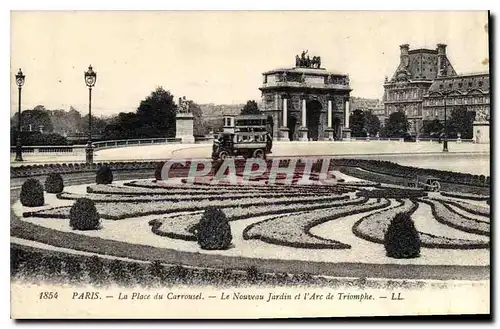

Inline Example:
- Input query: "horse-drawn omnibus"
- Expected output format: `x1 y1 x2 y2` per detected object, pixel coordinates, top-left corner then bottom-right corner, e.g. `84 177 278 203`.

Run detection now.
212 114 272 160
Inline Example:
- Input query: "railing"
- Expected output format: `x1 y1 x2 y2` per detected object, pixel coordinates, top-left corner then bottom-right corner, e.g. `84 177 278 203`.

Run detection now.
10 136 216 156
92 138 182 150
347 137 475 143
10 145 87 155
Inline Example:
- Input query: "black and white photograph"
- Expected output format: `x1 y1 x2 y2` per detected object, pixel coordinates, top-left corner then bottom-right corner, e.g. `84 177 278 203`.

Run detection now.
9 10 491 319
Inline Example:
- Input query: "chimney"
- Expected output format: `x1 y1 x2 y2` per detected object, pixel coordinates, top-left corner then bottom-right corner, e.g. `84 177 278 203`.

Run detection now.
399 44 410 67
437 43 447 56
437 43 447 77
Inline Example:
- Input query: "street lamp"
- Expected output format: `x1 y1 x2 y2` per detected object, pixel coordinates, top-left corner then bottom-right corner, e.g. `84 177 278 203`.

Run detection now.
84 65 97 164
15 69 25 162
429 91 449 152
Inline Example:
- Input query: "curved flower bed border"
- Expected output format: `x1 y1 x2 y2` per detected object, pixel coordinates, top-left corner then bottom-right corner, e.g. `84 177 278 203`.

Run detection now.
352 199 489 250
356 188 428 199
419 198 490 237
242 198 391 250
23 193 351 220
125 180 350 194
430 197 490 218
149 197 369 242
148 215 199 242
58 189 331 203
440 191 490 202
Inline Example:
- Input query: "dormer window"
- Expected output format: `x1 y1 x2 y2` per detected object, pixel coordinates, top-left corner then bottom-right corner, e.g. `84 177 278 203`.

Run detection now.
478 81 483 87
439 84 443 89
458 83 463 88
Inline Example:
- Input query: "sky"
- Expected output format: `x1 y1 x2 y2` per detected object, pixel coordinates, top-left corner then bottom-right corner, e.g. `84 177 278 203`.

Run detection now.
10 11 489 117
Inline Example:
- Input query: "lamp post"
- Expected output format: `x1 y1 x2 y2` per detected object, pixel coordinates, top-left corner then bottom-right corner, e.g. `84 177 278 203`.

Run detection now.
429 91 449 152
15 69 25 162
84 65 97 164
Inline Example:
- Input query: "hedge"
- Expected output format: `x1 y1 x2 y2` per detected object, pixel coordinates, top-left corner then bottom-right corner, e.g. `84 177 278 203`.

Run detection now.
20 179 45 207
44 173 64 194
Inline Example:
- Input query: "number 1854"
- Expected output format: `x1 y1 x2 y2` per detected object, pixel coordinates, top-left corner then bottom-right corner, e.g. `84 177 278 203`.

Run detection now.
39 292 58 299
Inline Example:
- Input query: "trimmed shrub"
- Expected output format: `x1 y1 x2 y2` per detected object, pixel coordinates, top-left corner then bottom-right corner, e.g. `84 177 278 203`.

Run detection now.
69 198 100 231
44 173 64 193
196 207 232 250
96 165 113 184
384 212 421 259
20 178 45 207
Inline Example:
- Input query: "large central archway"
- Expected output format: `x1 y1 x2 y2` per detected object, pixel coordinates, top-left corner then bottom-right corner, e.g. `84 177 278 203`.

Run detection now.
306 100 322 141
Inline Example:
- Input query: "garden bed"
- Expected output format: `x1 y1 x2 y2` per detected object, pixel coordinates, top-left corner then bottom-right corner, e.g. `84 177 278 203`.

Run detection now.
419 198 490 237
352 199 489 249
440 191 490 202
149 196 368 242
23 193 351 220
243 198 390 249
429 196 490 218
356 187 427 199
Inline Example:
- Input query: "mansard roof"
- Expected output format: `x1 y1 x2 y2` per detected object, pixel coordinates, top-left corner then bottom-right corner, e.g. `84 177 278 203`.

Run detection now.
390 46 457 82
427 72 490 95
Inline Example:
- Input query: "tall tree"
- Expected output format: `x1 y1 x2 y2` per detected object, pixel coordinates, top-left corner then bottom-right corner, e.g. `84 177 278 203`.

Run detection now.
421 119 443 138
449 107 476 139
349 109 366 137
385 111 409 137
364 111 381 136
79 114 109 136
136 87 178 138
185 100 206 136
102 112 140 140
240 100 260 115
11 105 54 133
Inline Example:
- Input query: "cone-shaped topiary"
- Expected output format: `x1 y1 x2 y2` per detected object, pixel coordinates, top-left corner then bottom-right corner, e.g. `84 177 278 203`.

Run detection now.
20 178 45 207
44 173 64 193
69 198 100 231
384 212 421 258
197 207 232 250
96 165 113 184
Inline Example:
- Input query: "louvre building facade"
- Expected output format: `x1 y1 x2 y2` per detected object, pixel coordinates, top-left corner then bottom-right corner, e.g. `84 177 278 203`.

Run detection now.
383 43 490 143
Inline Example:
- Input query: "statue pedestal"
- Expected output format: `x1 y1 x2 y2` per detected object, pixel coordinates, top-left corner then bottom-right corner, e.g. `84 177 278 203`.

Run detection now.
325 128 334 141
279 127 290 141
299 127 308 141
342 128 351 141
473 121 490 144
175 113 195 143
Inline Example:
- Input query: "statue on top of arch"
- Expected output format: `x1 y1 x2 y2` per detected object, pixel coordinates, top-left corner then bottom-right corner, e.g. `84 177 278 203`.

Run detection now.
295 50 321 69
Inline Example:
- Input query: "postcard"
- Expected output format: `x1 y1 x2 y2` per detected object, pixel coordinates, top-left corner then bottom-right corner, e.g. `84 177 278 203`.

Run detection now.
10 10 490 319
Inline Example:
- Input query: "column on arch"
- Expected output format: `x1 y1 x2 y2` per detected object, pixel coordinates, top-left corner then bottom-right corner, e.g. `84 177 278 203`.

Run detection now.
326 96 334 140
279 93 290 141
345 97 350 128
299 96 308 141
